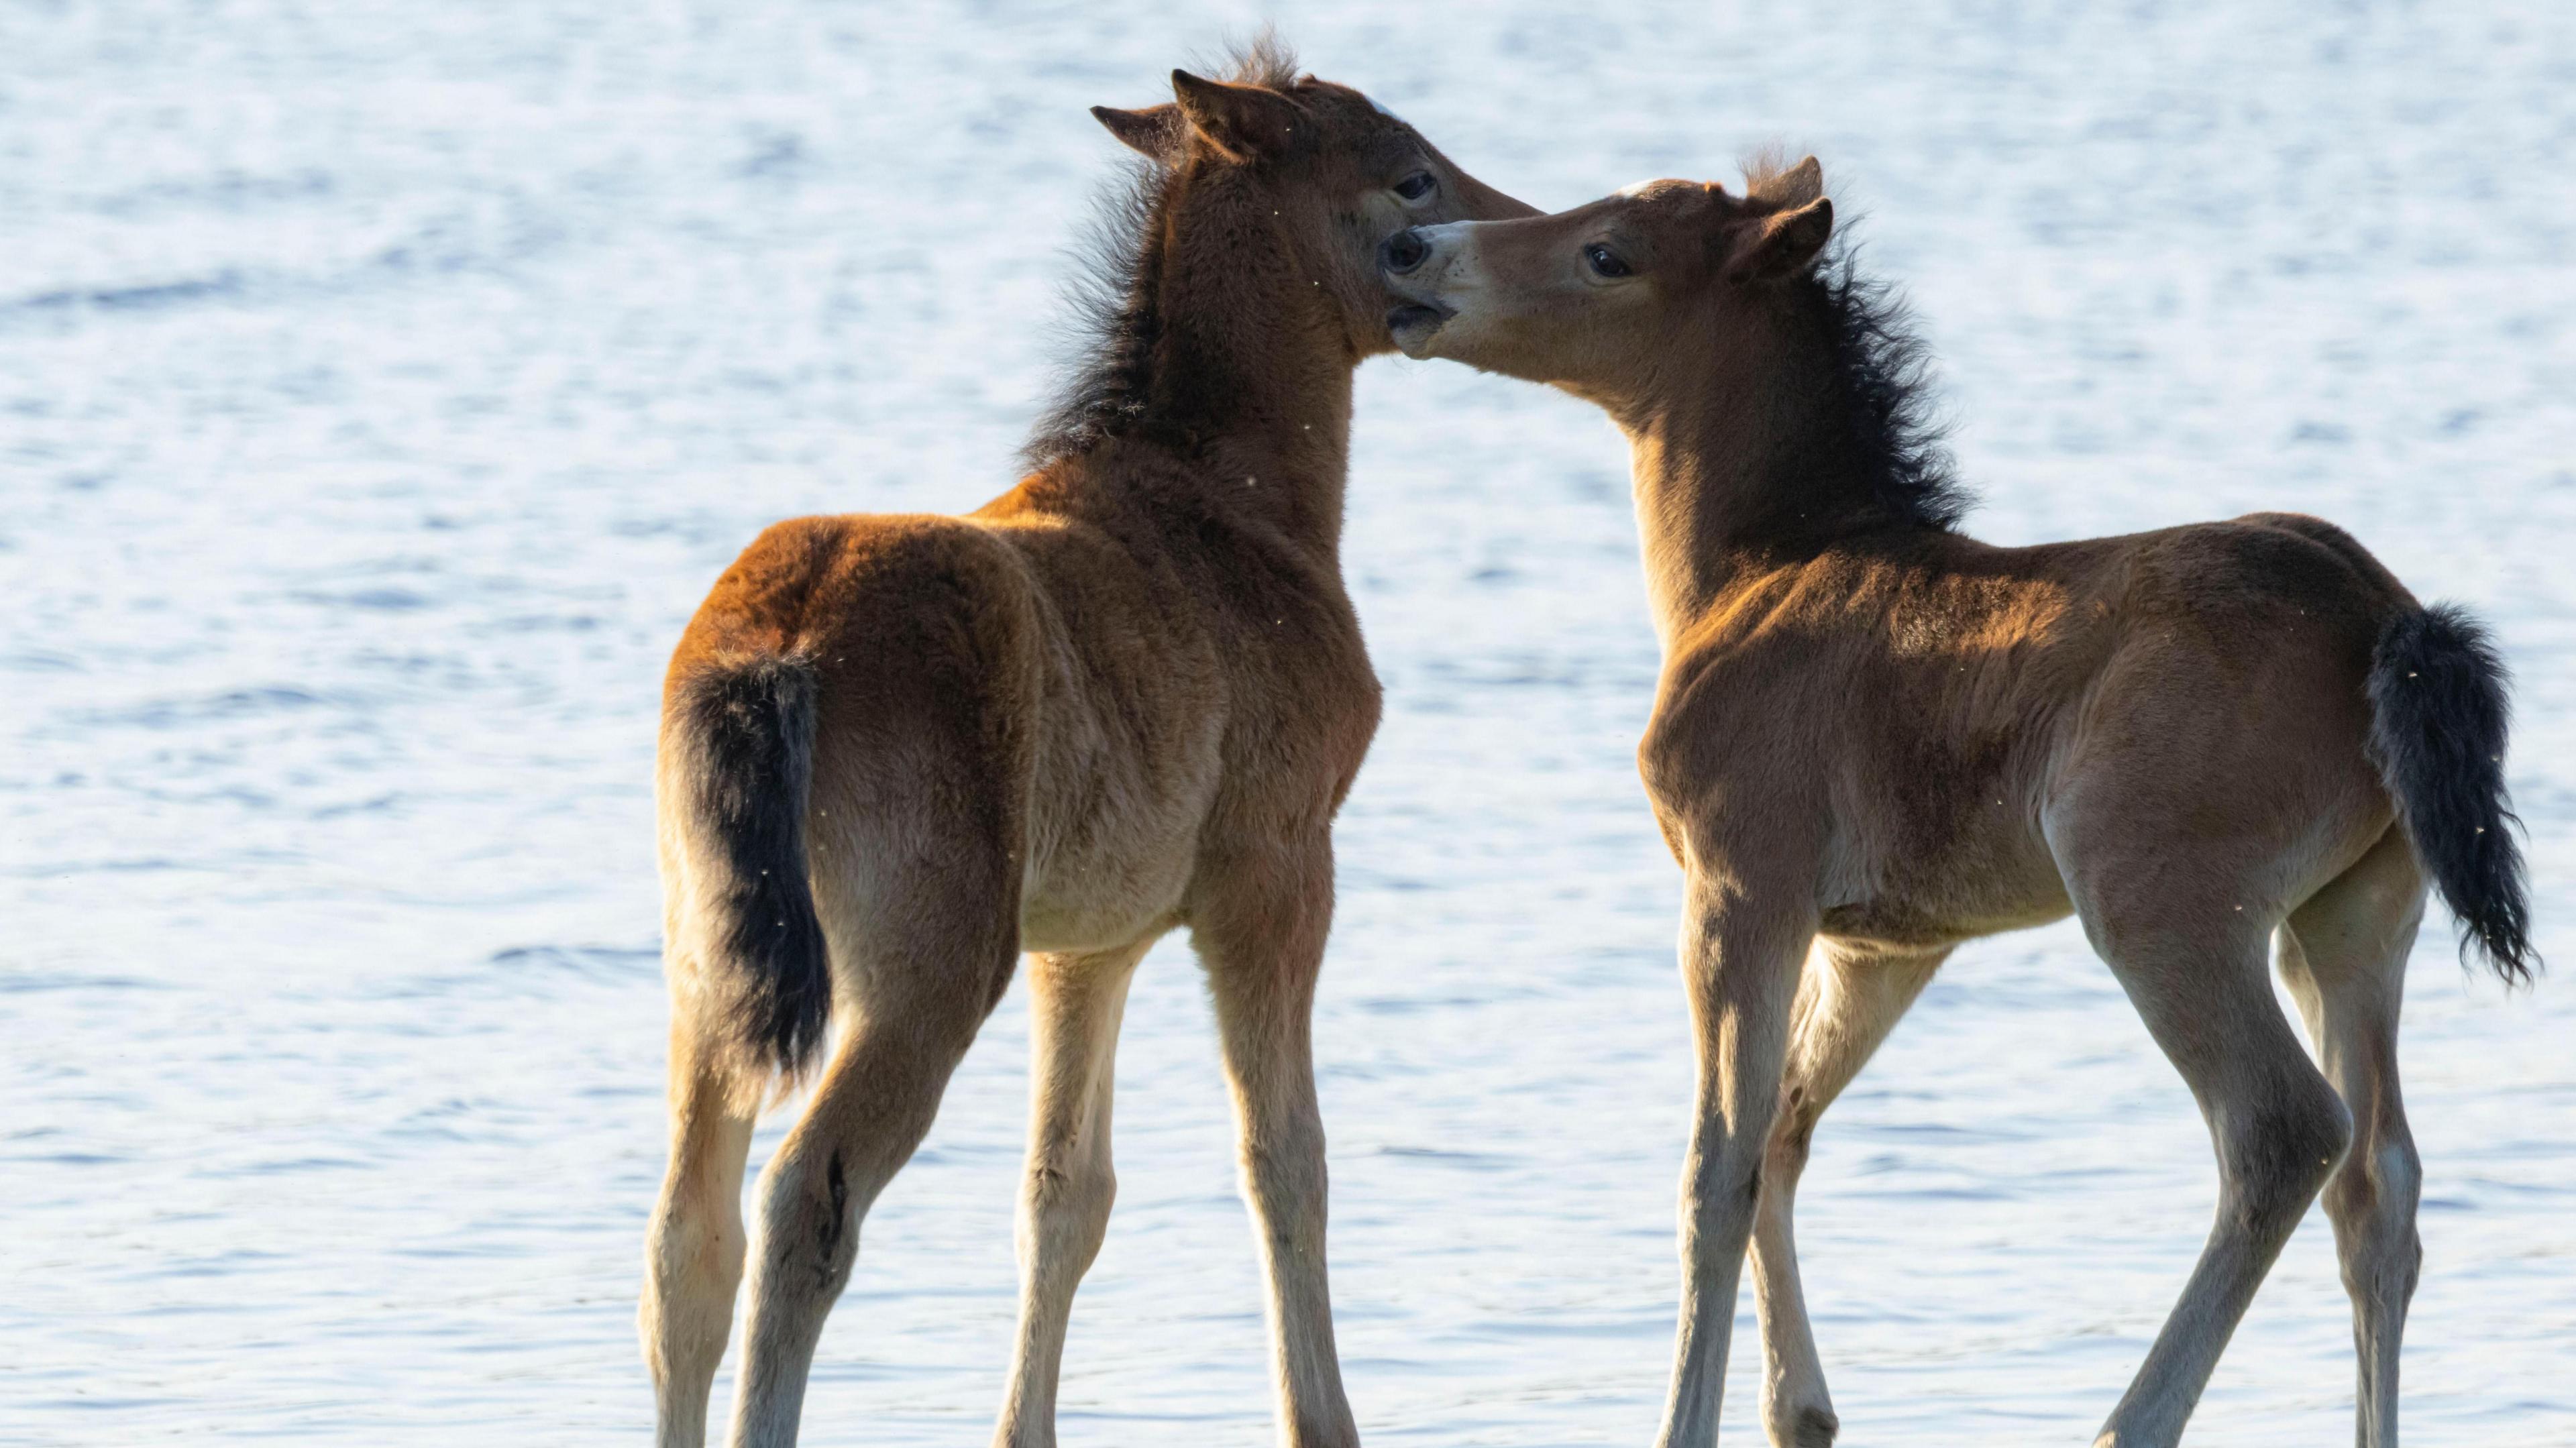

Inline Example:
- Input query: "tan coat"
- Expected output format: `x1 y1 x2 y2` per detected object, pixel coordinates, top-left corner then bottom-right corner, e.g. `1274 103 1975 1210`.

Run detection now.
1381 156 2531 1448
641 46 1534 1448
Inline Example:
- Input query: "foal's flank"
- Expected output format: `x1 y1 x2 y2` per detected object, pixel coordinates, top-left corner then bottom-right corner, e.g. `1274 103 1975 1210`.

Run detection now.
641 40 1534 1448
1383 160 2533 1448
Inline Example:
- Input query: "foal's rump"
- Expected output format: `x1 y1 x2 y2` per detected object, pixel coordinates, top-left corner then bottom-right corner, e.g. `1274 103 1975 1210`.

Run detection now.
2190 513 2532 977
657 512 1050 1102
2058 512 2532 977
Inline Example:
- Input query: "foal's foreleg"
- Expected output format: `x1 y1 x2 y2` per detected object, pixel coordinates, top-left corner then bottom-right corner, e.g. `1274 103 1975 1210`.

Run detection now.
1192 836 1359 1448
2281 828 2428 1448
1657 879 1813 1448
993 940 1152 1448
1750 942 1945 1448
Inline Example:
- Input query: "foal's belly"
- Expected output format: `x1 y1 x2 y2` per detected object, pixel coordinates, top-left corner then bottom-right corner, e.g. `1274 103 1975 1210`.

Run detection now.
1014 776 1211 956
1819 885 2076 950
1012 719 1225 957
1016 852 1194 956
1817 816 2076 949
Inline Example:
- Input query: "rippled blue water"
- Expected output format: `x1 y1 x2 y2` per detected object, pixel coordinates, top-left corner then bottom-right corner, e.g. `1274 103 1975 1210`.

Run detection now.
5 3 2572 1443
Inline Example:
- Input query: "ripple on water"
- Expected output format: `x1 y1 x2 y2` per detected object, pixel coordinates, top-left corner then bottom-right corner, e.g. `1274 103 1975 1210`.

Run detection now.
5 4 2573 1446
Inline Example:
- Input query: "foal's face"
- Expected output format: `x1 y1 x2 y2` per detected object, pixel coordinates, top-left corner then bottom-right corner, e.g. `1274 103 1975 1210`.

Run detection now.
1379 162 1836 410
1095 70 1536 353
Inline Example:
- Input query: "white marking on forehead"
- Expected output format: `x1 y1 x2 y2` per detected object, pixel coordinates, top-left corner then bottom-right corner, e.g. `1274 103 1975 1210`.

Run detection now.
1616 178 1661 199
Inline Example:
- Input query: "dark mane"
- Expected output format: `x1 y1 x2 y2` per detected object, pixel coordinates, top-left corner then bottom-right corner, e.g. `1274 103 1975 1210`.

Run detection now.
1209 32 1300 91
1020 157 1172 467
1021 38 1299 467
1792 243 1972 533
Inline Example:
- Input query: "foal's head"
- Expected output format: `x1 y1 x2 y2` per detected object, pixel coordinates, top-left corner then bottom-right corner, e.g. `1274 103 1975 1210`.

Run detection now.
1091 47 1534 350
1030 44 1535 464
1379 157 1965 535
1379 158 1841 416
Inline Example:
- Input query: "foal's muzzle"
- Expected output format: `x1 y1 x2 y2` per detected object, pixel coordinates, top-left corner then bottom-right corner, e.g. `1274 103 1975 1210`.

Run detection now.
1379 227 1455 354
1379 228 1431 276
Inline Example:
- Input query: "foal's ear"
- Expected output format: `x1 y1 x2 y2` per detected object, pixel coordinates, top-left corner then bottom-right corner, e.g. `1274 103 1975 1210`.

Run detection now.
1092 103 1183 160
1750 155 1825 207
1723 197 1834 284
1169 69 1307 162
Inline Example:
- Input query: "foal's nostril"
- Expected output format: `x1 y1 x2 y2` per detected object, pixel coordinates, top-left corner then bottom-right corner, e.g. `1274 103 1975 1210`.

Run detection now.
1380 229 1430 275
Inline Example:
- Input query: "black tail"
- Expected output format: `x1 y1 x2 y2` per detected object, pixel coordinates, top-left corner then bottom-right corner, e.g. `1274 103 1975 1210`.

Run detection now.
669 654 833 1084
2365 604 2538 984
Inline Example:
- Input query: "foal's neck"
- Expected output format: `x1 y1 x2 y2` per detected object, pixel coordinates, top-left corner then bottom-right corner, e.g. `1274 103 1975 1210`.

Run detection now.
1132 174 1358 561
1617 334 1909 643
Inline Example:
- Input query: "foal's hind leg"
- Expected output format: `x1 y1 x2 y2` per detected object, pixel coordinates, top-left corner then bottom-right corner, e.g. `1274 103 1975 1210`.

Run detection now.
644 1029 757 1448
1750 940 1946 1448
993 939 1154 1448
2065 886 2352 1447
729 844 1020 1448
2279 826 2428 1448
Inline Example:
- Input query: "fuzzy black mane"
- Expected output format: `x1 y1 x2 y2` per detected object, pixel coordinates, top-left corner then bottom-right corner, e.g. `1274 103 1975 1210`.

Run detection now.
1796 245 1971 531
1020 158 1173 467
1022 38 1301 468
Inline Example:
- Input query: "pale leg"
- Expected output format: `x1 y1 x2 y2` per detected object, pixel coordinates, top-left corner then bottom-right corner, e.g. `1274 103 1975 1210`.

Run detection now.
1656 877 1813 1448
727 833 1020 1448
993 941 1154 1448
2280 827 2427 1448
2078 906 2352 1448
1750 941 1947 1447
1192 834 1360 1448
644 1029 759 1448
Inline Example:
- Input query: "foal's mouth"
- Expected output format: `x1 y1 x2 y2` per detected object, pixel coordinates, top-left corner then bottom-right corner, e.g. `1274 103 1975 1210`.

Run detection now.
1384 300 1453 355
1386 300 1451 332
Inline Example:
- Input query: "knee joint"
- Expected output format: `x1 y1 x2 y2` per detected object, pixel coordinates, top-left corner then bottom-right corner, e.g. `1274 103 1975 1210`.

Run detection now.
1238 1131 1324 1190
646 1209 746 1290
1028 1158 1116 1223
759 1148 859 1297
1766 1097 1818 1175
1686 1154 1764 1218
2223 1093 2351 1227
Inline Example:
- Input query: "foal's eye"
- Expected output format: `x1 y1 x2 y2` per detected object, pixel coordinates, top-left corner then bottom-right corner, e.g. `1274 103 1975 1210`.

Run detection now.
1393 172 1437 201
1586 244 1633 278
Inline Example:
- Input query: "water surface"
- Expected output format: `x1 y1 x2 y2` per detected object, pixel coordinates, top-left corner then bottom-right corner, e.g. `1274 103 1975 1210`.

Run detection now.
5 3 2573 1443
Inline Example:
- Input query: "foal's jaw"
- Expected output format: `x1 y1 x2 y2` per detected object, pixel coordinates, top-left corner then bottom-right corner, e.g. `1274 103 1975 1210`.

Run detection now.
1383 299 1454 359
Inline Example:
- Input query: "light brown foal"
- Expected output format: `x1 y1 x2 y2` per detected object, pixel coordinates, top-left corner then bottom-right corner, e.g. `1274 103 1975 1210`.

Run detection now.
641 43 1532 1448
1381 158 2534 1447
